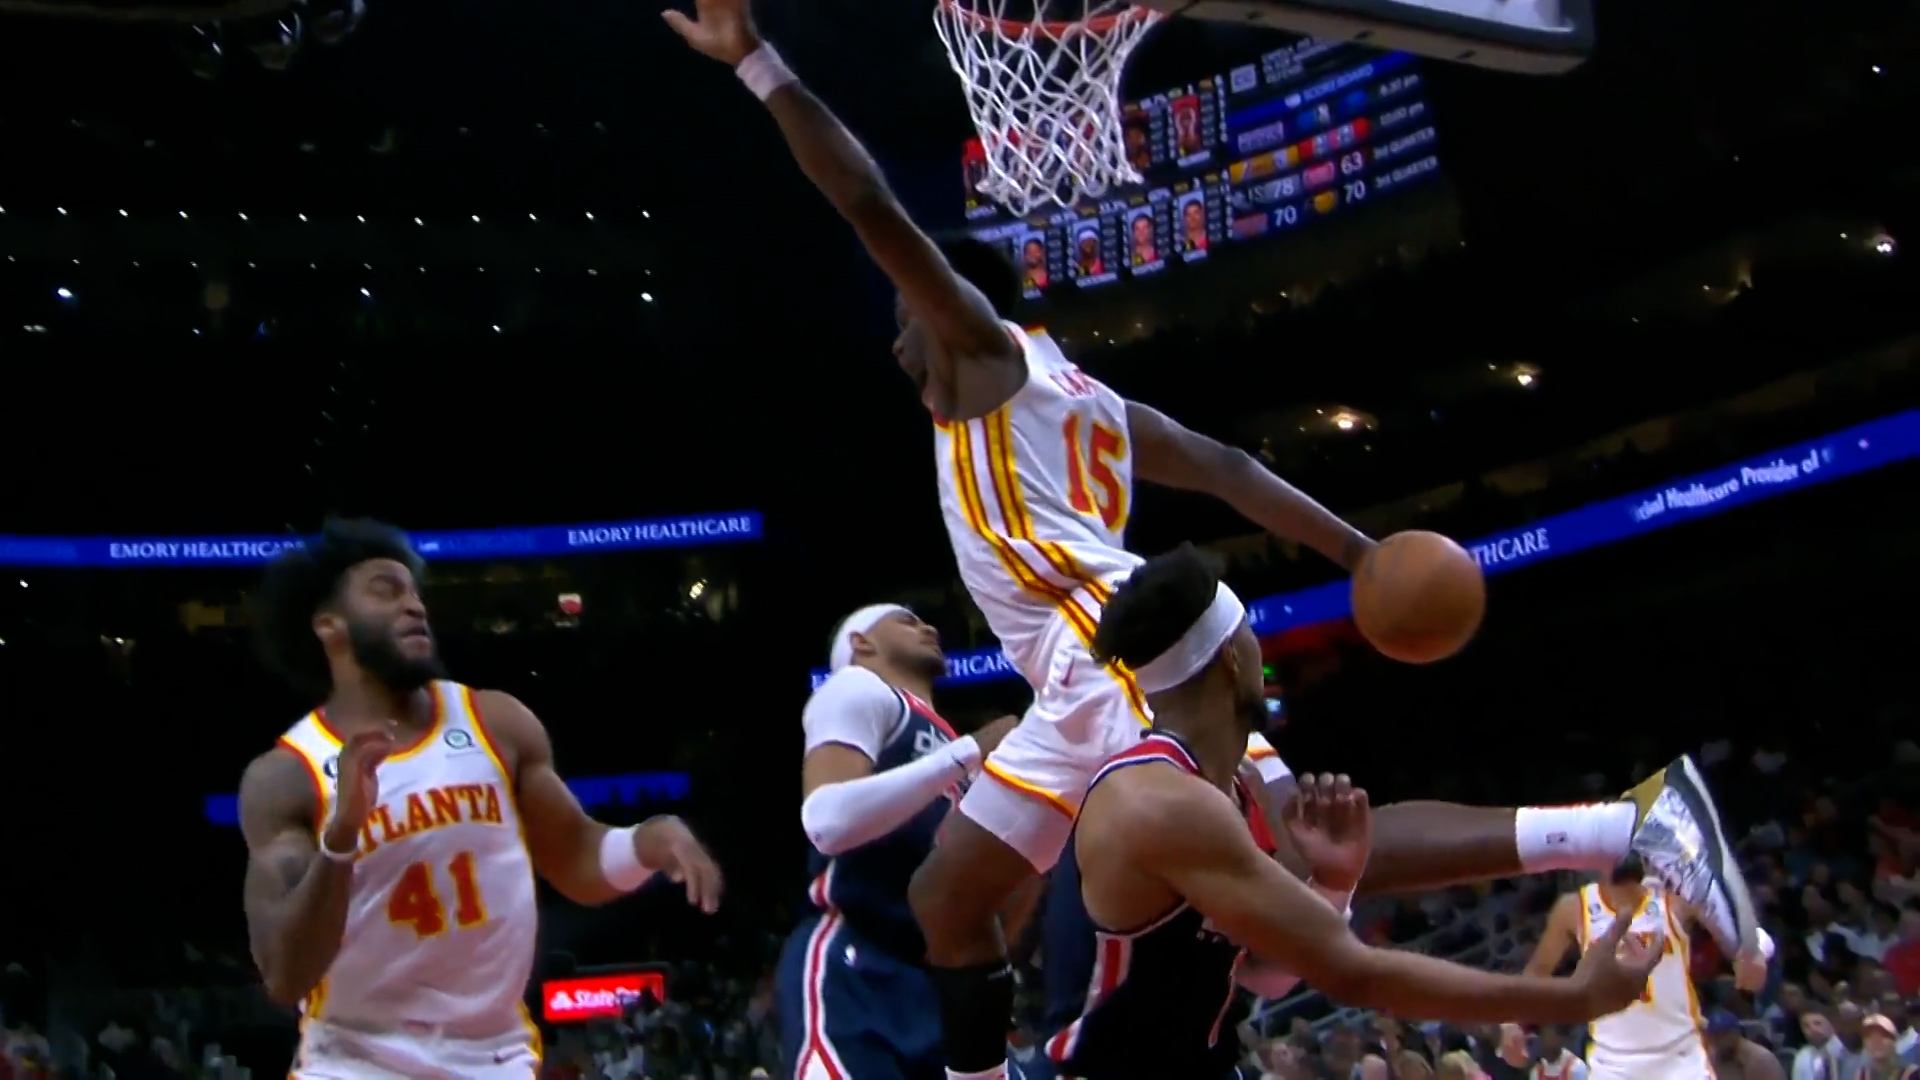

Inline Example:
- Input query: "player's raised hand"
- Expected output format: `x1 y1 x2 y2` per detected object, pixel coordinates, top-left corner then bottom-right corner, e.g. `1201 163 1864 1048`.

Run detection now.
1281 772 1371 894
1732 946 1769 992
1570 915 1662 1019
661 0 762 66
322 725 397 855
634 815 725 914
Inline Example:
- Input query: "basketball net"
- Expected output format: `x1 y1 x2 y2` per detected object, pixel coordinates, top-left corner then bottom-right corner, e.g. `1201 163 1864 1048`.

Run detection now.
934 0 1164 217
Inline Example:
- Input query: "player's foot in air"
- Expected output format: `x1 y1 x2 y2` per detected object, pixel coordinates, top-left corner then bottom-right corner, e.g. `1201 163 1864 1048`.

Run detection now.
1622 755 1760 958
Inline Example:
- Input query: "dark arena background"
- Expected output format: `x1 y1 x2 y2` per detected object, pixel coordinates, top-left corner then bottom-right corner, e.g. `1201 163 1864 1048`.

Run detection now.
1 0 1917 1074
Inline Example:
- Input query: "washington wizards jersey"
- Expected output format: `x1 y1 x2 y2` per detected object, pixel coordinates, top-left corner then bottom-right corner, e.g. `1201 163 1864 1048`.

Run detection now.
802 689 963 961
1042 732 1274 1080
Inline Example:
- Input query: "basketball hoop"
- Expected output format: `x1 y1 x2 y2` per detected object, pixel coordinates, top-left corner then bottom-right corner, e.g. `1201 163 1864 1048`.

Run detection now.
934 0 1164 217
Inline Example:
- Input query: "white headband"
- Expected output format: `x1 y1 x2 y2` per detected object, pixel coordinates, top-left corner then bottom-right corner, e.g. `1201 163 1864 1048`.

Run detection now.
828 604 911 671
1127 583 1247 694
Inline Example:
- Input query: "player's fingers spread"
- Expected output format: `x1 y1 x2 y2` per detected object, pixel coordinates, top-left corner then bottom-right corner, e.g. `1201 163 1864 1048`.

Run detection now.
1314 772 1336 794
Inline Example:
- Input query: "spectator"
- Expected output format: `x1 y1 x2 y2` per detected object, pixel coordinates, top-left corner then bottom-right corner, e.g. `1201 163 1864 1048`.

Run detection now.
1799 1008 1846 1080
1709 1010 1786 1080
1528 1025 1587 1079
1884 907 1920 996
1854 1014 1917 1080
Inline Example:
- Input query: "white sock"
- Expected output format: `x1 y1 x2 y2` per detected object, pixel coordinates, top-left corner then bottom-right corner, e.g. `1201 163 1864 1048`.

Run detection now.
946 1068 1007 1080
1515 803 1639 872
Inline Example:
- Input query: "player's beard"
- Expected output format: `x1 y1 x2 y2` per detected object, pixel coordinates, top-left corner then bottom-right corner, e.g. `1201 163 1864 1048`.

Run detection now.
1233 688 1269 743
346 615 445 693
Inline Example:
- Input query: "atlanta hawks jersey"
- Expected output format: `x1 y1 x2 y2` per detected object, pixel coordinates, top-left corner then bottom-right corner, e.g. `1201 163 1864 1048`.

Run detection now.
276 680 539 1037
1576 882 1704 1057
934 324 1142 687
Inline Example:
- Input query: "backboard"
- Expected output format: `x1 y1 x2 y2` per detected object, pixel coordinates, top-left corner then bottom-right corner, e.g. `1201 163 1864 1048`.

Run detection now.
1132 0 1595 75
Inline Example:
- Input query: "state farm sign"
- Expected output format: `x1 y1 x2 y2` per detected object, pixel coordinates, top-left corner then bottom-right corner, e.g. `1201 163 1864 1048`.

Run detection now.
540 971 668 1023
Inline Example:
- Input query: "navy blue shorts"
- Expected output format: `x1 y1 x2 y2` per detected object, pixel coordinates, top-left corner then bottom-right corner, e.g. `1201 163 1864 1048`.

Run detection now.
777 912 944 1080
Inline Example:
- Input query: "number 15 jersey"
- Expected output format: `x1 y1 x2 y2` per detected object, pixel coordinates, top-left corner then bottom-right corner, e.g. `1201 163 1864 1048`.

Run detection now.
935 325 1143 688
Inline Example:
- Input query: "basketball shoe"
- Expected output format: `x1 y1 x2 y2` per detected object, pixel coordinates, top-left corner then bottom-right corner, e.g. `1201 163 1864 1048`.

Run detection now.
1623 755 1760 958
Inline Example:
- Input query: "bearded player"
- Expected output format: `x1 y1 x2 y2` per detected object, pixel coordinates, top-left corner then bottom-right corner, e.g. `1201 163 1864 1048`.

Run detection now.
238 518 724 1079
665 8 1760 1079
1040 544 1663 1078
1524 854 1775 1079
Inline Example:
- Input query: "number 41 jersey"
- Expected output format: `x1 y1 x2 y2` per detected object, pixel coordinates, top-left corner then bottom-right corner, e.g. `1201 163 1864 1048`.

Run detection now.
934 324 1144 686
275 680 540 1037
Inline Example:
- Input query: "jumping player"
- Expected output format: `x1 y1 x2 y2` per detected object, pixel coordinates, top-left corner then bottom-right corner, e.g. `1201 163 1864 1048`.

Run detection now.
663 6 1759 1077
779 603 1016 1080
1525 854 1774 1080
239 518 724 1079
1044 544 1665 1079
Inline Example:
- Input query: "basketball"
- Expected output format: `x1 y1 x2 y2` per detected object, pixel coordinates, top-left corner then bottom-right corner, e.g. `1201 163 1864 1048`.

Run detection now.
1350 531 1485 664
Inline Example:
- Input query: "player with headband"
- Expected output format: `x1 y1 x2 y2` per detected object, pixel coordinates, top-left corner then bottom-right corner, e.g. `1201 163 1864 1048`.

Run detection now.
779 603 1018 1079
1044 544 1664 1078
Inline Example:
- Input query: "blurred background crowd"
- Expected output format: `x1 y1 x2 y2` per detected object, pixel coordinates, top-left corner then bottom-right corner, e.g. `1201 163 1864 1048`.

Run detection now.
0 0 1914 1075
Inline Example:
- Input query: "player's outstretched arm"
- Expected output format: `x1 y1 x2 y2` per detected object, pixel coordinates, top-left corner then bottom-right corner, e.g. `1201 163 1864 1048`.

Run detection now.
799 668 1013 855
1124 772 1660 1025
237 749 354 1007
662 0 1021 400
475 690 723 911
1523 892 1584 977
1127 401 1374 572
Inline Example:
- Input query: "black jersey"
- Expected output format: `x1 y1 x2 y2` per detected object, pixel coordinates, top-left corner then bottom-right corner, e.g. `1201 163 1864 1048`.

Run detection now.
1043 731 1276 1080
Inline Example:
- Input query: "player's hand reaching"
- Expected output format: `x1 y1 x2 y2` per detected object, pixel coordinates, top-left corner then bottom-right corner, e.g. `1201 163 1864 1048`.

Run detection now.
1732 946 1768 992
322 725 397 856
661 0 762 67
634 816 725 914
1569 915 1662 1019
1281 772 1371 894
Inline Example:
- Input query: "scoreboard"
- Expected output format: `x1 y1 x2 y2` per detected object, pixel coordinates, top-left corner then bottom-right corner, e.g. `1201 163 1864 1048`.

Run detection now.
963 40 1442 298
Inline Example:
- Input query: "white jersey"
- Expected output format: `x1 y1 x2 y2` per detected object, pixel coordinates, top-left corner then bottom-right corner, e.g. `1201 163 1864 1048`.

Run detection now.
276 680 540 1040
934 324 1143 686
1576 882 1704 1058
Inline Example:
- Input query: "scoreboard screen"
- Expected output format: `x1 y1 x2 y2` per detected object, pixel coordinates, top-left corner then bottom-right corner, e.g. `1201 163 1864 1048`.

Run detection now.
963 40 1442 298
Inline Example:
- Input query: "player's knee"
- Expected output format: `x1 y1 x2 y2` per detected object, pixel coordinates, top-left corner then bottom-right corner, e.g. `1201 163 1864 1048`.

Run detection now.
911 815 1035 958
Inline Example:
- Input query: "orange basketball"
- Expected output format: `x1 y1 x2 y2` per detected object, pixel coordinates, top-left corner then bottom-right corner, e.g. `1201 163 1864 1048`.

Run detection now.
1350 530 1486 664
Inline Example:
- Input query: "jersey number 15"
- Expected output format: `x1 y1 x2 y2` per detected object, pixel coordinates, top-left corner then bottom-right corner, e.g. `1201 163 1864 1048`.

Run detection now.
1062 415 1128 530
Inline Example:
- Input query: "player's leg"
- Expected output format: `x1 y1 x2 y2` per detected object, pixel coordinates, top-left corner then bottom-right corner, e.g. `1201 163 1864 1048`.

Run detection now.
778 912 917 1080
910 633 1138 1080
908 785 1049 1079
1350 756 1758 955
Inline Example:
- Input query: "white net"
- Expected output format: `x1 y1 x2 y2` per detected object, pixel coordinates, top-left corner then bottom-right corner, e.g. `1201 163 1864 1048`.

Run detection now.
934 0 1164 217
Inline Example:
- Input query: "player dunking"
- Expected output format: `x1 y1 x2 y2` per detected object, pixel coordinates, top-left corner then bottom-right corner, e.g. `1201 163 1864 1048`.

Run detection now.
1525 854 1774 1080
779 603 1016 1080
239 519 724 1079
1043 544 1664 1079
665 6 1759 1078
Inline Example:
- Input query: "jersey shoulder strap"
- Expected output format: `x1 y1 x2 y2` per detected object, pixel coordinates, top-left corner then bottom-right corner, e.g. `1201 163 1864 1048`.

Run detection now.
275 712 341 828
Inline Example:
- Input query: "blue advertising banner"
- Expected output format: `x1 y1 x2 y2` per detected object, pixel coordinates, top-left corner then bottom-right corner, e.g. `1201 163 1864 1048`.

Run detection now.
0 511 764 568
810 409 1920 690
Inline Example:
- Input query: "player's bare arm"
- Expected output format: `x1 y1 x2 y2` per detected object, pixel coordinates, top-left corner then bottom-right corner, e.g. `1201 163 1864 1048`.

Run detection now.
1671 895 1771 989
1118 768 1660 1024
1128 401 1374 571
473 689 723 911
238 743 363 1006
1523 892 1585 977
663 0 1023 418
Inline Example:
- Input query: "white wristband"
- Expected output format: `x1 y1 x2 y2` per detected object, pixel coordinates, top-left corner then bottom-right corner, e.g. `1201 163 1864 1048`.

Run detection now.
735 44 797 101
599 825 657 893
946 734 983 778
319 831 357 863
